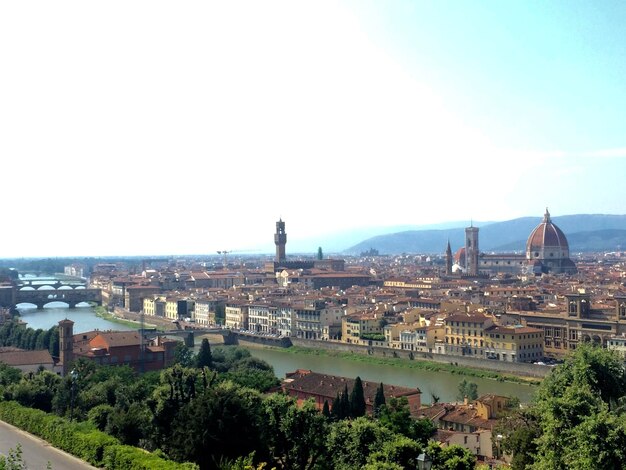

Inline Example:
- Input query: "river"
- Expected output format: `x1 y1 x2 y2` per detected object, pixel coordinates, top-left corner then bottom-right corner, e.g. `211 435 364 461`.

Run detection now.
17 304 136 333
17 302 537 404
242 345 537 404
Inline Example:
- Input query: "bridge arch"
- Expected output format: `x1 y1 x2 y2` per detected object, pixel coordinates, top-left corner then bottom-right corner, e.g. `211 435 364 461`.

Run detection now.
15 302 37 309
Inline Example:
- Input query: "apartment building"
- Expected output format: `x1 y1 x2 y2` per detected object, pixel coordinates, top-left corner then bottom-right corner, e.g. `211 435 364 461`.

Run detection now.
444 313 494 357
484 325 544 362
225 301 249 330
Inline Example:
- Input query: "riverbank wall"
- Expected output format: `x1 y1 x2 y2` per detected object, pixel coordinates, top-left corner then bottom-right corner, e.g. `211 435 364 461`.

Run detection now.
290 338 552 379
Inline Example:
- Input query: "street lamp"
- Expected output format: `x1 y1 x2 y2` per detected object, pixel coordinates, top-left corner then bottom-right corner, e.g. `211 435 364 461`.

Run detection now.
69 369 78 422
417 452 432 470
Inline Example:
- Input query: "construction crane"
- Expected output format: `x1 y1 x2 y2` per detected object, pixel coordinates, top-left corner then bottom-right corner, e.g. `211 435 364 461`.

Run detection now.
216 250 231 268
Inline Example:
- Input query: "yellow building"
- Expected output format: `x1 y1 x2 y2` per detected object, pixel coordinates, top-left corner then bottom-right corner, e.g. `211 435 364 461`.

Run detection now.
444 313 494 357
484 325 544 363
342 314 384 345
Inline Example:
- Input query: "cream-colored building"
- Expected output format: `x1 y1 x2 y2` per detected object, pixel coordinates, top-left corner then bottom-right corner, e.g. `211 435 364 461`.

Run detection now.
444 313 494 357
342 314 384 345
484 325 544 362
225 302 249 330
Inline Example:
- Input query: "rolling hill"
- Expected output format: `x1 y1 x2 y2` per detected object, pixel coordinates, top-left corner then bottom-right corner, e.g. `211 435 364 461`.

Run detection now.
345 214 626 255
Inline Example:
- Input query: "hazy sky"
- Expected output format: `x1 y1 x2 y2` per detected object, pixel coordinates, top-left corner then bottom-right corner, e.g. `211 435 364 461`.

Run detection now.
2 1 625 257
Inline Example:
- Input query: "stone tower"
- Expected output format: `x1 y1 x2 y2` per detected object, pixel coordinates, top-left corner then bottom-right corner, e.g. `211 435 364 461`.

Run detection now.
58 318 74 377
445 239 453 275
274 218 287 263
465 223 479 276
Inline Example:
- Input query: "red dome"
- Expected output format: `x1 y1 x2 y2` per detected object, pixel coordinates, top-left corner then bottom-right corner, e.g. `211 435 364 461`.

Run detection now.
526 209 570 258
454 247 466 265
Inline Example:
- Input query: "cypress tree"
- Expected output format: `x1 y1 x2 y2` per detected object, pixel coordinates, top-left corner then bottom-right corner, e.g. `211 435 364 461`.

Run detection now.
374 382 386 415
340 384 350 419
322 400 331 418
196 338 213 368
350 376 366 417
331 393 341 420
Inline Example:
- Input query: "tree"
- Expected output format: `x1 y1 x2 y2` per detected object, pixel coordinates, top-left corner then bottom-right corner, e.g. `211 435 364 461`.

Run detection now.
261 394 328 470
366 435 421 469
456 379 478 401
167 381 265 469
503 344 626 469
173 342 194 367
317 247 323 260
425 441 476 470
350 376 366 418
322 400 331 419
196 338 213 369
325 417 395 469
374 382 386 415
377 397 435 445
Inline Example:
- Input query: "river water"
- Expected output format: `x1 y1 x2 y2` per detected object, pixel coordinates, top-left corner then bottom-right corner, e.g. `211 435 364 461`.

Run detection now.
244 346 537 404
17 303 537 404
17 304 136 333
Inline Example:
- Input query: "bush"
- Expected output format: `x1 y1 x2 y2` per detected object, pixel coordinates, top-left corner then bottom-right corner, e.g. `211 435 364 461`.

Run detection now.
0 401 197 469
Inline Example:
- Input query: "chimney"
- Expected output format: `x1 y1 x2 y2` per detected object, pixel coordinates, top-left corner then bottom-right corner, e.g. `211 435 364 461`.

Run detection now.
464 395 468 406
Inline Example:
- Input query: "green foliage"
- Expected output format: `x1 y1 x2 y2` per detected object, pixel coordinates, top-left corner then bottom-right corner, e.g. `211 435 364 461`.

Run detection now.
0 401 195 469
322 400 330 418
366 435 421 469
4 370 61 412
456 379 478 401
502 344 626 469
261 394 328 470
166 381 265 468
494 408 540 470
425 441 476 470
196 338 213 368
377 397 435 446
0 363 23 387
325 417 395 469
103 444 199 470
317 247 323 260
0 320 58 354
350 376 366 418
173 343 195 367
536 343 626 407
374 382 386 415
106 402 152 446
0 443 26 470
361 333 386 341
88 404 115 431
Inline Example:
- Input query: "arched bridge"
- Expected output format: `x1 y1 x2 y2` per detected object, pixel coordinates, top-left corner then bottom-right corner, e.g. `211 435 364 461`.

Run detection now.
16 288 102 309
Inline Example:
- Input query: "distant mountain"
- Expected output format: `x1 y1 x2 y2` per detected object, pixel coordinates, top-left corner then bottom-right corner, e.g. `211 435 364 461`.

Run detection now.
282 221 493 254
344 214 626 255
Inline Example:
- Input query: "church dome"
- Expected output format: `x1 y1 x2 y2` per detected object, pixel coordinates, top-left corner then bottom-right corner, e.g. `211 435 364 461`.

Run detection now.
526 209 570 260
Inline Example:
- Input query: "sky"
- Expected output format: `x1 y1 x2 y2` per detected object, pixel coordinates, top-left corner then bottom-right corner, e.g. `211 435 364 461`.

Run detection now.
1 1 626 257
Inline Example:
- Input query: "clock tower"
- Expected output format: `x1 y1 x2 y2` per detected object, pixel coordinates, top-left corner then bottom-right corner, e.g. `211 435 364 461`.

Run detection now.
274 219 287 263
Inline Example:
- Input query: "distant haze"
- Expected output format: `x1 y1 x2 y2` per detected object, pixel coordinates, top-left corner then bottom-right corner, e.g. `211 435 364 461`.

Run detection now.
2 2 626 257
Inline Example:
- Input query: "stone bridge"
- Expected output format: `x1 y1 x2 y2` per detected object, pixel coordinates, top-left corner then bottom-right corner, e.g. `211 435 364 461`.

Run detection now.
15 288 102 309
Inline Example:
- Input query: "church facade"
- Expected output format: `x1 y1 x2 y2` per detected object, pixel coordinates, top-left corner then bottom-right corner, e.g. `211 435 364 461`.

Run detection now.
446 209 577 276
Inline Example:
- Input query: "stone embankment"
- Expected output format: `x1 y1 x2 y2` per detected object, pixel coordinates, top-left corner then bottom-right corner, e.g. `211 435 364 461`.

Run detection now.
291 338 553 379
112 308 551 379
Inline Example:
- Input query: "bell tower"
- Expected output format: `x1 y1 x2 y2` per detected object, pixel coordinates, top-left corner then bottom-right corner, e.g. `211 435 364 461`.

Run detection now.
274 219 287 263
445 239 453 275
465 223 479 276
58 318 74 377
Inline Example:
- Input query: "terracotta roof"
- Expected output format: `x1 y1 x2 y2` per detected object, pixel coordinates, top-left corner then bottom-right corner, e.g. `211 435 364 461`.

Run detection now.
526 208 570 252
94 332 141 348
283 370 420 402
445 313 491 323
0 350 54 366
